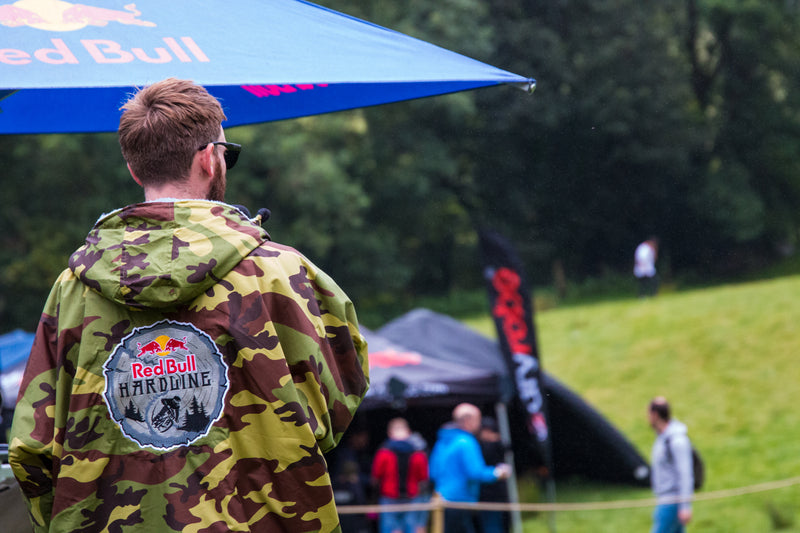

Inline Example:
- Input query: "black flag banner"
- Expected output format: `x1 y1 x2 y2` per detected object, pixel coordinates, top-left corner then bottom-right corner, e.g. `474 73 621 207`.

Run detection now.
479 229 554 471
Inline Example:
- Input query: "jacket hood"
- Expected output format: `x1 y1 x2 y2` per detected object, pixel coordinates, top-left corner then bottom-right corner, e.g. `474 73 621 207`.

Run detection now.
69 201 269 310
435 423 469 444
383 439 416 454
660 419 688 440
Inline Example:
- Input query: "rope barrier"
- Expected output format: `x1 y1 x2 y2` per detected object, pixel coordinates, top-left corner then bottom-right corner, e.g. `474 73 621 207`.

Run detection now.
337 476 800 515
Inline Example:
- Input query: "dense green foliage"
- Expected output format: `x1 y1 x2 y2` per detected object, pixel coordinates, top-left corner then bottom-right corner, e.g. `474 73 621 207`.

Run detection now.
3 1 800 331
465 274 800 532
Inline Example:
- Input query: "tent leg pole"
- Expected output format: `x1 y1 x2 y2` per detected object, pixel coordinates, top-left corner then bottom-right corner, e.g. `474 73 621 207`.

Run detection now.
495 402 523 533
545 477 557 533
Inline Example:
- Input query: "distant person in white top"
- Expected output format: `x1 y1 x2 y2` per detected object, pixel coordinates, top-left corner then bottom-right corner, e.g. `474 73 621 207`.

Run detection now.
634 237 659 297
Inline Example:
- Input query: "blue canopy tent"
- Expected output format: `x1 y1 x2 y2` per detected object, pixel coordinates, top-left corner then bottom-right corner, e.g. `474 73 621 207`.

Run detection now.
0 0 534 134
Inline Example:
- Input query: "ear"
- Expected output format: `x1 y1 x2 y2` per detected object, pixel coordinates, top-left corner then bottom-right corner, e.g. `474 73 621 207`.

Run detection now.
197 144 216 177
128 163 143 187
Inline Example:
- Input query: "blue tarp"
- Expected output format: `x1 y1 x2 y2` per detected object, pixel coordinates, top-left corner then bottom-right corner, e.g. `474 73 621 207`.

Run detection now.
0 330 34 409
0 0 534 134
0 330 33 373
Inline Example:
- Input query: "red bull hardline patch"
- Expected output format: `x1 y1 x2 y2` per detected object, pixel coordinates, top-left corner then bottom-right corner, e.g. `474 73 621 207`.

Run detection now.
103 320 229 450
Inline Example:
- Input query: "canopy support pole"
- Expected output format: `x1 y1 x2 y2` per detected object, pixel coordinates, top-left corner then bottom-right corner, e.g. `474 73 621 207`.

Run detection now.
495 401 523 533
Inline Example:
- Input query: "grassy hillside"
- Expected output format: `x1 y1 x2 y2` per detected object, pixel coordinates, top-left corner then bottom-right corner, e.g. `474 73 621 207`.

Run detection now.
464 275 800 532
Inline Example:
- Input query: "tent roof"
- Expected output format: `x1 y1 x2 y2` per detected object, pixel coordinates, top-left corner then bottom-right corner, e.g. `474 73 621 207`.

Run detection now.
362 327 499 409
0 0 534 134
377 308 515 401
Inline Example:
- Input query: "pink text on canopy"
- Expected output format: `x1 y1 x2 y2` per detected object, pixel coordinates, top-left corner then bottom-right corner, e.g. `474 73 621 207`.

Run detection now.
241 84 329 98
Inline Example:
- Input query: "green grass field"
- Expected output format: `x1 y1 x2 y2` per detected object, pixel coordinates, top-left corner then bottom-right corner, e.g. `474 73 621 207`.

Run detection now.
464 275 800 532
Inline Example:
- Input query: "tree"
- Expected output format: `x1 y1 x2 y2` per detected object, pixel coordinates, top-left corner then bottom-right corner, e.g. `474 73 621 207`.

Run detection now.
473 0 703 281
0 133 139 331
4 0 800 333
685 0 800 271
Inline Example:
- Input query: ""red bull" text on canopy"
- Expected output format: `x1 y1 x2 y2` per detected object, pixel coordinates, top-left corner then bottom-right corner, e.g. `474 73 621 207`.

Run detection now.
1 36 209 64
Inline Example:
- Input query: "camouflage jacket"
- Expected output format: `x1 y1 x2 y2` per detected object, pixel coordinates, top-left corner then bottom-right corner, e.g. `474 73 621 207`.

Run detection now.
10 200 369 533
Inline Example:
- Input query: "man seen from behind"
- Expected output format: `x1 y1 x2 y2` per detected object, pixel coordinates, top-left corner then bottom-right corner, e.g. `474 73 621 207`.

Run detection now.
10 78 369 533
371 417 430 533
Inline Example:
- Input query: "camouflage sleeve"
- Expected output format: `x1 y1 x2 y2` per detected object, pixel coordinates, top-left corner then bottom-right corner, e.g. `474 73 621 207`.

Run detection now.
317 278 370 453
284 258 369 454
9 275 67 532
252 246 369 454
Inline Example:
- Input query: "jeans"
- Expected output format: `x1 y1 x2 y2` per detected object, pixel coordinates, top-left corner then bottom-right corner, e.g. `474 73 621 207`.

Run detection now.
444 508 475 533
479 510 508 533
638 274 659 297
379 496 428 533
652 503 685 533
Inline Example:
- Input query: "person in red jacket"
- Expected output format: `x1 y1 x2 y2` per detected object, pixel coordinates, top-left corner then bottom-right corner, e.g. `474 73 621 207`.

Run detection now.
371 418 430 533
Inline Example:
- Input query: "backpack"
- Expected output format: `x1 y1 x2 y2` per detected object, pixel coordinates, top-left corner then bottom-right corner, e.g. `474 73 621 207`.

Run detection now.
665 436 705 490
394 449 412 498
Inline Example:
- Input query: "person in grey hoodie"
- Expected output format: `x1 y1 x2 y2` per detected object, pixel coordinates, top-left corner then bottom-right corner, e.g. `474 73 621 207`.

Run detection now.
648 397 693 533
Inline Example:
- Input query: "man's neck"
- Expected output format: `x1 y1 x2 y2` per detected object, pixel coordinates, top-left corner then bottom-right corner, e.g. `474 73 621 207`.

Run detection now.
144 183 205 202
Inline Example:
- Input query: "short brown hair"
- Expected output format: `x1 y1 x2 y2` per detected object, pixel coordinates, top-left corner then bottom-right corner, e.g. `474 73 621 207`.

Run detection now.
118 78 226 187
649 397 671 422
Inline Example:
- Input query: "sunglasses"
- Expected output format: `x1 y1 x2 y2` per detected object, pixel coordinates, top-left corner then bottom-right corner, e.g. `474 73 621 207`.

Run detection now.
199 141 242 169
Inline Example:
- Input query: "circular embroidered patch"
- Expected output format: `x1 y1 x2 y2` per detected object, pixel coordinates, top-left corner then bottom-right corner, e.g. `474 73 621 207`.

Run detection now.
103 320 229 450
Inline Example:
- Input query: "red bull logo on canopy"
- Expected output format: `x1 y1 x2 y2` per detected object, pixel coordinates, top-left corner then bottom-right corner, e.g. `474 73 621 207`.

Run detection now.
0 0 211 65
0 0 154 31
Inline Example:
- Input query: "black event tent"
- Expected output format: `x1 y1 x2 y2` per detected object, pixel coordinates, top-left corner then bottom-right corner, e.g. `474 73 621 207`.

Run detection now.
360 308 650 486
361 327 504 409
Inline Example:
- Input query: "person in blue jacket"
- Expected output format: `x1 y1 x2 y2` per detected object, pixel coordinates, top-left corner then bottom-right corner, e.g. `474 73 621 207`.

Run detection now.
430 403 510 533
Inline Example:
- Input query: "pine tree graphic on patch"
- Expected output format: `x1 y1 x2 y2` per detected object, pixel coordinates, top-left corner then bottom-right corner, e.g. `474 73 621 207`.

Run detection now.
124 400 145 422
180 395 211 432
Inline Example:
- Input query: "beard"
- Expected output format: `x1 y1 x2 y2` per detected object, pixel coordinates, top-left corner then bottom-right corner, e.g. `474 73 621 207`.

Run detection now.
206 155 227 202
